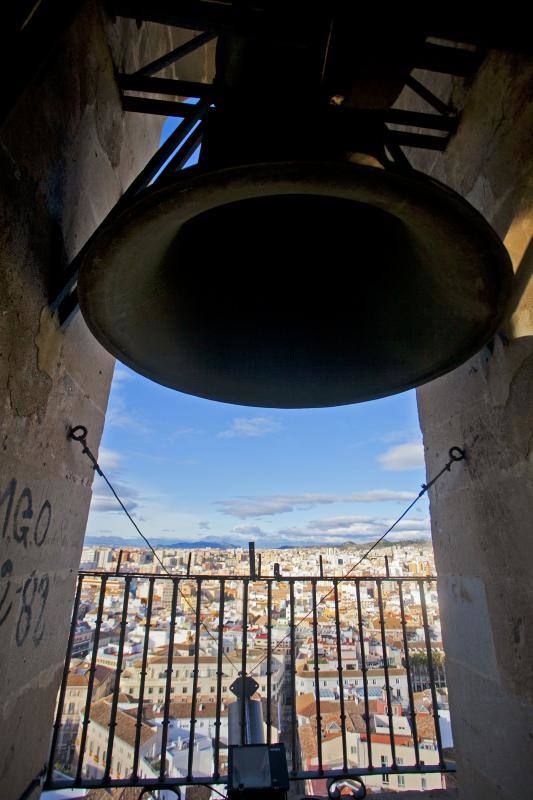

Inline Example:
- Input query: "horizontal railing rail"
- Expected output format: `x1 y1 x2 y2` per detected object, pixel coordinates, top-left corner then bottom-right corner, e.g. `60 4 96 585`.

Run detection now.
46 571 454 794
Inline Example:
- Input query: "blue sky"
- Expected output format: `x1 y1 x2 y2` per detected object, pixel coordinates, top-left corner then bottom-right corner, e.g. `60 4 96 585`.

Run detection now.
86 365 428 547
85 115 429 548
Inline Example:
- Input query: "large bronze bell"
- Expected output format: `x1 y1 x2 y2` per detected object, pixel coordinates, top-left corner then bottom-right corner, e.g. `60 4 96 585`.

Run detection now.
77 17 513 408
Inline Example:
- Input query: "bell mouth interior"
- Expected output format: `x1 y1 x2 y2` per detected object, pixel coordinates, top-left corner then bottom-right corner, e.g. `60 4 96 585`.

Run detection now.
77 162 512 408
163 193 421 367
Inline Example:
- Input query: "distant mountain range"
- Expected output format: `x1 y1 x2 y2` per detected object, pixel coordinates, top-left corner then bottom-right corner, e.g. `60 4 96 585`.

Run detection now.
84 536 237 549
84 535 430 550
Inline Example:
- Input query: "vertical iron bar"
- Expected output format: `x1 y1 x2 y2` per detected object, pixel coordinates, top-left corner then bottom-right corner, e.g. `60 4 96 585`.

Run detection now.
398 581 420 768
132 577 155 781
311 580 323 774
213 579 225 781
385 555 390 578
249 542 256 579
377 579 397 769
186 552 192 577
187 580 203 780
115 549 123 575
289 581 297 775
47 575 84 783
266 580 273 745
104 576 131 780
258 553 262 578
159 578 179 781
75 576 108 782
333 581 348 771
240 579 249 745
355 580 373 771
319 555 324 579
419 579 445 767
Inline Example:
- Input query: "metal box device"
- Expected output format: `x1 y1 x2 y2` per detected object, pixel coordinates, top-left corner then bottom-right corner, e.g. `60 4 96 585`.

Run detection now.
228 743 290 800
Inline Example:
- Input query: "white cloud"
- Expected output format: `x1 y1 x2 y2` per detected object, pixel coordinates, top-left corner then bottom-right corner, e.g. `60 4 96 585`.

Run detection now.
89 449 143 518
325 515 428 531
215 490 415 519
91 476 140 515
274 514 430 544
112 365 134 384
217 417 283 440
378 441 425 471
306 514 430 538
97 448 122 471
106 399 153 435
230 524 266 539
106 376 153 436
309 515 379 531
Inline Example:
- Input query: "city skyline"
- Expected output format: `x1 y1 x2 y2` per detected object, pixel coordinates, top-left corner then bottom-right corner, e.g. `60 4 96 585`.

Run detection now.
52 540 448 795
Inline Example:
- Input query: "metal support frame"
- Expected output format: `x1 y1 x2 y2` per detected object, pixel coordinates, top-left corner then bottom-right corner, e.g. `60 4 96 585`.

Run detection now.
51 98 209 326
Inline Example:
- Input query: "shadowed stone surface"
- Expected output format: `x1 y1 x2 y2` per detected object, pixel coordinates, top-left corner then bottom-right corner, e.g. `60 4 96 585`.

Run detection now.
396 50 533 800
0 5 212 799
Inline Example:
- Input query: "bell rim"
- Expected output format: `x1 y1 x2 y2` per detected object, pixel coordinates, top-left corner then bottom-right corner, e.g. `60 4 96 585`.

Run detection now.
77 160 514 408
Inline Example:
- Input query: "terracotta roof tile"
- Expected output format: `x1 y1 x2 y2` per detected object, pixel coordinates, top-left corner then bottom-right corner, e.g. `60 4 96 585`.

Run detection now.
90 699 155 748
414 714 437 741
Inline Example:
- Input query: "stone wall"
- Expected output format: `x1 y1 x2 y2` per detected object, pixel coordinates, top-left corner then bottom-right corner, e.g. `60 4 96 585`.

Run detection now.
0 5 210 798
400 51 533 799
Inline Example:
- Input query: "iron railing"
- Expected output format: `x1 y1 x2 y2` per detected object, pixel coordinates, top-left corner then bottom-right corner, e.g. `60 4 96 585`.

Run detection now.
45 571 455 794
